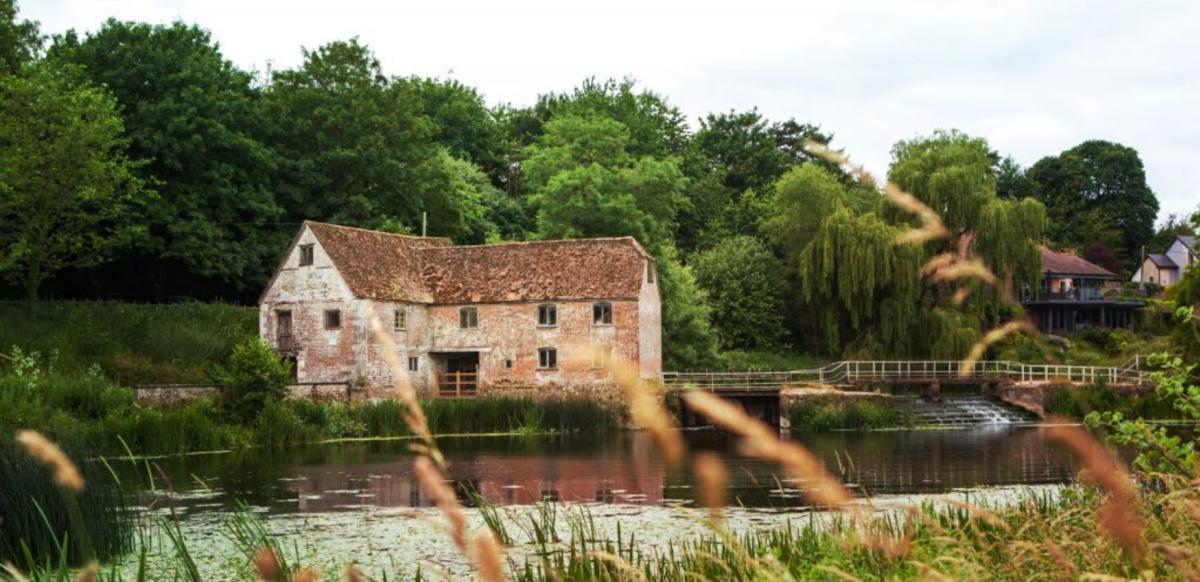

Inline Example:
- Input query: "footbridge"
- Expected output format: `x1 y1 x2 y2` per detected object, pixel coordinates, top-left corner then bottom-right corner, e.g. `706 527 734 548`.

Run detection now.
664 358 1151 427
663 357 1150 392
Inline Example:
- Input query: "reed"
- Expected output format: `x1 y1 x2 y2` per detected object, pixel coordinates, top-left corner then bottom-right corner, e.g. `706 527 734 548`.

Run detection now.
0 442 134 567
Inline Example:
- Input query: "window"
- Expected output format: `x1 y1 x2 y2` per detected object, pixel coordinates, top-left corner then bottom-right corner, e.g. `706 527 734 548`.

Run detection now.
504 359 513 369
407 356 419 372
459 307 478 329
538 348 557 369
591 346 612 369
394 309 407 331
646 260 655 284
537 304 557 327
324 309 341 329
299 244 314 266
593 302 613 325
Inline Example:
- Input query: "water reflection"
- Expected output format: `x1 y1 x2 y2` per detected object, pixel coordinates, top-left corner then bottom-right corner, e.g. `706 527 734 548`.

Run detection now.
123 426 1084 516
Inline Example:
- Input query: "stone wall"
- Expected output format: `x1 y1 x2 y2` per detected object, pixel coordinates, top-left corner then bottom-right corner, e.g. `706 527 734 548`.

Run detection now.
984 382 1154 417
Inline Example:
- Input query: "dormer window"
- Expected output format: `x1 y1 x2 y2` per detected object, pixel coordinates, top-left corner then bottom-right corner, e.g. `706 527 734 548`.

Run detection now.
299 244 314 266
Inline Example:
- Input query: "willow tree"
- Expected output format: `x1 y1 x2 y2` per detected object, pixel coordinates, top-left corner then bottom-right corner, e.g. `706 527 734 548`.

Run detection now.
784 130 1044 357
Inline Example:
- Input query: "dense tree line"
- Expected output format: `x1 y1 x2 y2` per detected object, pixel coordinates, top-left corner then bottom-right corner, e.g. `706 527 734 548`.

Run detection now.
0 2 1172 366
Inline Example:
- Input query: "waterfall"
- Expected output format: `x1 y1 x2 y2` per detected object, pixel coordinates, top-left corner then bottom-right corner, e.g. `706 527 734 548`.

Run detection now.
899 396 1039 426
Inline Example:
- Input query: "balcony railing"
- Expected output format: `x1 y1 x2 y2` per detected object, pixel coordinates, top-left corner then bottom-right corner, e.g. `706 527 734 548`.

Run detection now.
277 333 300 352
1021 287 1105 302
437 371 478 397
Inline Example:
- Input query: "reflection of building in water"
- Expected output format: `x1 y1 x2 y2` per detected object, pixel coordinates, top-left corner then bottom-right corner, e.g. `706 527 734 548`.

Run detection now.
286 436 664 512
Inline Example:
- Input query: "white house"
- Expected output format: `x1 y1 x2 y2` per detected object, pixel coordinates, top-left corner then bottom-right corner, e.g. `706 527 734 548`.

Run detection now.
1131 235 1197 286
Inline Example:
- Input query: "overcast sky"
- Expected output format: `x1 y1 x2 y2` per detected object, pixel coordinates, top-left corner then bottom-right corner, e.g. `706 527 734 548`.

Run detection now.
27 0 1200 220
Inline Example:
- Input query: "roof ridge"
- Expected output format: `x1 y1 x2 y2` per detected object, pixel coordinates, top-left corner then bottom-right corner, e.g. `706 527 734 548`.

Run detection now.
304 220 452 242
436 236 640 249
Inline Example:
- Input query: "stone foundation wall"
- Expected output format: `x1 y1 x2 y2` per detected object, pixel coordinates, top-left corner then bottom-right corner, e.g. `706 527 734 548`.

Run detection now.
983 382 1154 418
135 383 354 406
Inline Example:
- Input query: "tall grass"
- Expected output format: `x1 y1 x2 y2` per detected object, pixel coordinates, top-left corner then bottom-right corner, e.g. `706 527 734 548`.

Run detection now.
789 395 908 431
0 300 257 385
0 443 135 567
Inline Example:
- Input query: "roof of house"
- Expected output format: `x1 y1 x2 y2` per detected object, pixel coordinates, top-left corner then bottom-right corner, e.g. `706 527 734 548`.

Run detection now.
305 221 653 303
1178 235 1196 252
1146 253 1179 269
1041 247 1115 278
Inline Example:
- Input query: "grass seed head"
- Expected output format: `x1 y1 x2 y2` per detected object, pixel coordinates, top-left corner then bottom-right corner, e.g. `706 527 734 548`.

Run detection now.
472 531 507 582
16 430 84 492
683 391 850 508
253 547 280 581
1047 421 1145 562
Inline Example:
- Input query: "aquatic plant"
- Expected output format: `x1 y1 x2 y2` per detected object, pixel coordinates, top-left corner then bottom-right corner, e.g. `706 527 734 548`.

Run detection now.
788 396 907 431
0 439 134 568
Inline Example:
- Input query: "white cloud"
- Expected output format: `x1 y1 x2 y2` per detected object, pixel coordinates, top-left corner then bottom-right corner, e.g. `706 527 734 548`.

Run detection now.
25 0 1200 218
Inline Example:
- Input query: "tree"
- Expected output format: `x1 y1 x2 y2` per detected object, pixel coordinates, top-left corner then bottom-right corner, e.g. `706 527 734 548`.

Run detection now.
521 113 717 367
1150 212 1197 252
761 164 877 262
397 76 508 183
689 110 839 196
50 20 281 297
0 0 39 74
523 115 684 251
995 156 1035 199
1028 140 1159 273
262 39 462 237
692 236 787 350
0 63 146 302
780 131 1044 357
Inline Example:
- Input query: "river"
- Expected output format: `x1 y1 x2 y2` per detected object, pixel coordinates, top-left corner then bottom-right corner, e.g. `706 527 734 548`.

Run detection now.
113 423 1086 578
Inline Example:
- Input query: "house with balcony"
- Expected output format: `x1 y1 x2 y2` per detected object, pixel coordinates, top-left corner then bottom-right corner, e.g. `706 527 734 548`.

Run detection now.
258 221 662 398
1131 235 1197 286
1021 247 1143 333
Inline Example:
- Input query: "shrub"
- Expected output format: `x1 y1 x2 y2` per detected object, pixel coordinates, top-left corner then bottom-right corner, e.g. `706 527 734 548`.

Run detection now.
216 338 292 421
789 396 903 431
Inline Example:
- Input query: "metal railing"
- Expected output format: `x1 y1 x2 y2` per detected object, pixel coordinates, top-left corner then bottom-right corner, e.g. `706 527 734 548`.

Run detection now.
438 371 478 397
663 356 1150 391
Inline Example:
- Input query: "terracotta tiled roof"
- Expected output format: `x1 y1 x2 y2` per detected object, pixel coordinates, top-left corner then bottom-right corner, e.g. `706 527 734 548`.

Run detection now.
1041 247 1115 278
307 222 652 304
420 238 650 303
307 222 452 302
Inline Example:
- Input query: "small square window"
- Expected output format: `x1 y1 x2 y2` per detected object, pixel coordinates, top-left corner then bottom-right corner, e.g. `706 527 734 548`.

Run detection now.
460 307 478 329
537 304 557 327
591 346 612 369
394 309 407 330
407 356 419 372
592 302 612 325
324 309 341 329
538 348 557 369
505 359 513 369
299 244 314 266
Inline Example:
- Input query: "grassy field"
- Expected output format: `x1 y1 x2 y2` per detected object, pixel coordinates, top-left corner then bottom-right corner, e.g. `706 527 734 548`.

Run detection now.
0 300 258 385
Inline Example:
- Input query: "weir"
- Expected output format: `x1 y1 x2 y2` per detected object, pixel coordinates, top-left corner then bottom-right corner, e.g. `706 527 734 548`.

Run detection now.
665 357 1150 427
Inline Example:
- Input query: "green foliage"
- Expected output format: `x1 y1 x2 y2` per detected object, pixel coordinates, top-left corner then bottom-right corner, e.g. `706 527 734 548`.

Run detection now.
692 236 787 350
0 0 40 74
714 350 828 372
0 60 147 301
0 443 135 566
1086 354 1200 475
216 338 292 421
261 39 463 237
690 109 828 194
1028 140 1159 272
762 164 875 264
49 20 281 294
788 396 906 431
0 300 257 384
